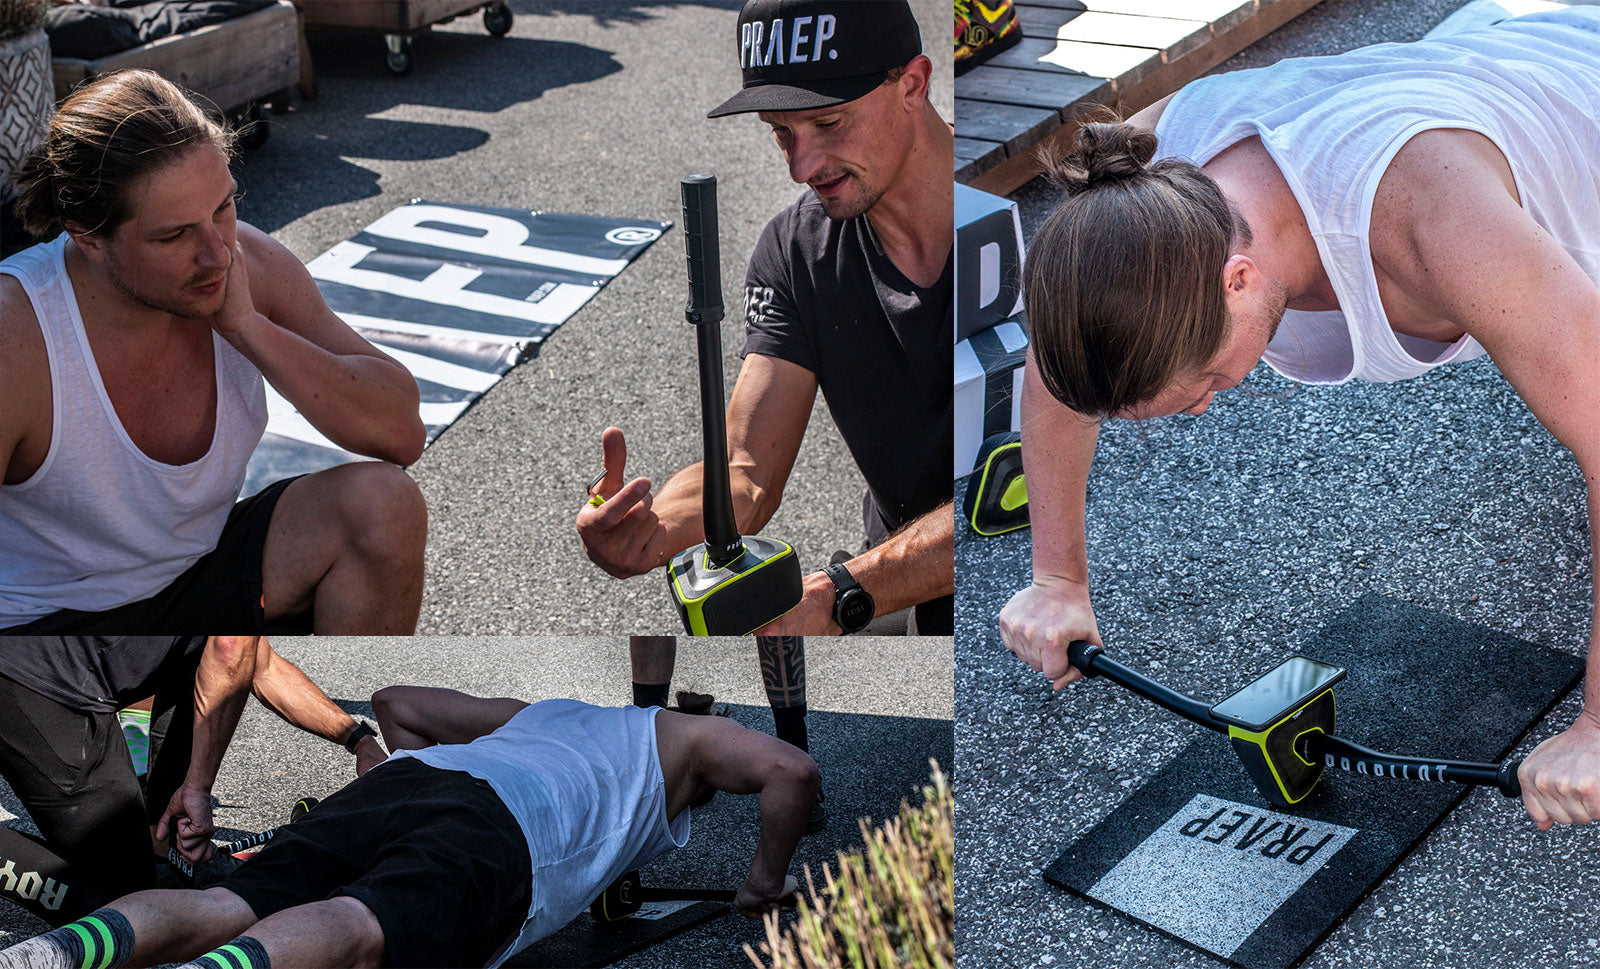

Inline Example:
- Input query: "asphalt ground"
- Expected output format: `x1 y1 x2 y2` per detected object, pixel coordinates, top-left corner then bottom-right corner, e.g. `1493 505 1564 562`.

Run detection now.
956 1 1600 967
0 635 954 967
206 0 952 634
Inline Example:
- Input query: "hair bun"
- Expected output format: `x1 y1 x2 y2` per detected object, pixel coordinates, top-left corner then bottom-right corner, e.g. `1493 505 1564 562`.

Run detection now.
1046 120 1158 194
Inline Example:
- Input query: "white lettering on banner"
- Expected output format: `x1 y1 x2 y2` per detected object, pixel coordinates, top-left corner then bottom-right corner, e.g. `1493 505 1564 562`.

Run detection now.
309 241 600 325
16 871 39 901
334 310 528 348
371 343 500 393
362 205 629 277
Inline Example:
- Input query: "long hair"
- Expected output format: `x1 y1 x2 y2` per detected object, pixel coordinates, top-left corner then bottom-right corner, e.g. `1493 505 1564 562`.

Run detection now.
1025 117 1250 416
11 69 234 238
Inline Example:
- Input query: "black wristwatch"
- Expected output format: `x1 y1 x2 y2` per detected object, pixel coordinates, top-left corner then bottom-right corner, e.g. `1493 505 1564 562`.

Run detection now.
823 563 875 634
343 720 378 754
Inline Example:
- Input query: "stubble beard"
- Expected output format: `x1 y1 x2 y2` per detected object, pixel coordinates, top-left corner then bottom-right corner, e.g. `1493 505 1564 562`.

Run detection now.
104 251 220 321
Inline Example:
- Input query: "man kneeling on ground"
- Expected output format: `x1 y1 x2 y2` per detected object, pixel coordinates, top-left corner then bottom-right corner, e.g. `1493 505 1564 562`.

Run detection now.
0 685 818 969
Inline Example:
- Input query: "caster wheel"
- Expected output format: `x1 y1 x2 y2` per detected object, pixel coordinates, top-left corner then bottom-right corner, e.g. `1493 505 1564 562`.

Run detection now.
484 2 512 36
384 35 413 75
233 101 269 150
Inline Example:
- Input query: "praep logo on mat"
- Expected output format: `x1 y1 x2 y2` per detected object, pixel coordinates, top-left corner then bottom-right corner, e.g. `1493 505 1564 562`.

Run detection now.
1087 794 1357 959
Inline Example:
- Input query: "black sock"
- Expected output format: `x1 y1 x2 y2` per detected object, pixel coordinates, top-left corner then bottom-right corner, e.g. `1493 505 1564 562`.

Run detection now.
772 704 809 753
632 682 670 708
191 935 271 969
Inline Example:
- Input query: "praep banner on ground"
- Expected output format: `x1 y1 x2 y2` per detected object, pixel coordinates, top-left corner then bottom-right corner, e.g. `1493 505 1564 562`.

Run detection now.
242 200 668 495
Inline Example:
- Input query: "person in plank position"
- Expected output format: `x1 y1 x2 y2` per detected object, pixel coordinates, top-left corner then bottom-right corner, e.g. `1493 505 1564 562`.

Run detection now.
1 69 426 634
998 8 1600 829
0 685 817 969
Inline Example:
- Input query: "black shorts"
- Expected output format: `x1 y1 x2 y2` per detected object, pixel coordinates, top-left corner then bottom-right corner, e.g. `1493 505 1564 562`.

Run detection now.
0 661 199 922
222 758 532 969
1 477 311 635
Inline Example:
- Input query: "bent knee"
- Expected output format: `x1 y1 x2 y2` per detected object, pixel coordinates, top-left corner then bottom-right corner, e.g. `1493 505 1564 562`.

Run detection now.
334 463 427 552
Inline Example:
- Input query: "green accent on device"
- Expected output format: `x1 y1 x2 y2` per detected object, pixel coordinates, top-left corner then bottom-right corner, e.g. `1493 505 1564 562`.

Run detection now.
964 431 1028 536
1227 689 1337 806
668 537 803 635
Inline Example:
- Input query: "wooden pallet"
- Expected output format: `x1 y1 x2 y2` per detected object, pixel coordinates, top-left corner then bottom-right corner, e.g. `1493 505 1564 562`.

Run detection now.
956 0 1322 195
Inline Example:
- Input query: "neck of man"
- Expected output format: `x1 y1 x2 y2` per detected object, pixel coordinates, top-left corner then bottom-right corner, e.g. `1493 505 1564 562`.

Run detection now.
864 103 954 289
1207 143 1339 313
64 237 195 343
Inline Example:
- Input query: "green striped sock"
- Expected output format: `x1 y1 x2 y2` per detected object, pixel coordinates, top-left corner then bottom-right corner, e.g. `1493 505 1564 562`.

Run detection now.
29 907 134 969
187 936 270 969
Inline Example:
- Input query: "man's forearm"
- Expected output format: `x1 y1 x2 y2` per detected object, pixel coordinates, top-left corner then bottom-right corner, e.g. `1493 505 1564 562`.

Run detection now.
186 636 259 789
747 765 818 894
1021 356 1098 583
650 460 778 568
250 639 363 747
222 312 423 465
846 502 954 616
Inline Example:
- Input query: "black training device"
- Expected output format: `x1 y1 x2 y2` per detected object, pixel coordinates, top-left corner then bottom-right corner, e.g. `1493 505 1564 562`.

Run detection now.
666 174 803 635
589 869 799 922
1067 641 1523 807
963 431 1028 536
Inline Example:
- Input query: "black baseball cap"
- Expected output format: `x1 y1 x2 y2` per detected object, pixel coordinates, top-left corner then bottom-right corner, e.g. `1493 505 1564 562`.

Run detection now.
707 0 923 119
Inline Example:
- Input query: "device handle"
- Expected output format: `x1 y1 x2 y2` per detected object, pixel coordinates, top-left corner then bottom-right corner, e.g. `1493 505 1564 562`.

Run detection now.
1067 641 1229 734
680 173 724 326
679 174 741 562
1307 734 1523 798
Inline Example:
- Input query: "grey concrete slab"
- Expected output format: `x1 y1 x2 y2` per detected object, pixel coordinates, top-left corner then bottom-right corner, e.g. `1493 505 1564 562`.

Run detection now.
956 2 1600 967
220 0 951 634
0 635 953 968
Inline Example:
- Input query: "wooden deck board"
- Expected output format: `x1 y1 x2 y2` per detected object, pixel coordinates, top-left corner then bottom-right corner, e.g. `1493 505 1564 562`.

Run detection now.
955 0 1321 192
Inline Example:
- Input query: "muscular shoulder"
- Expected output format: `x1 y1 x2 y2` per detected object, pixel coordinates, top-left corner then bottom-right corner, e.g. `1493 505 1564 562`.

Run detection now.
1371 129 1521 282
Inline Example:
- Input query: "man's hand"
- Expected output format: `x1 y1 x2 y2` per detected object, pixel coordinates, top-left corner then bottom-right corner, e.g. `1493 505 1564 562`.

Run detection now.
1519 710 1600 829
354 735 388 777
156 782 216 866
576 427 671 578
735 873 800 919
753 571 842 636
207 242 260 339
998 575 1100 689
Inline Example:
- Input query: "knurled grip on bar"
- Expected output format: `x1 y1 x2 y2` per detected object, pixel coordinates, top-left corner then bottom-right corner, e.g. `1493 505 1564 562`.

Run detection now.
681 174 724 326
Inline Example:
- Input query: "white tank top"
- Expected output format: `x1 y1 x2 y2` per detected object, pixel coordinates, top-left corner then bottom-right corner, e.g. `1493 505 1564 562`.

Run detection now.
1153 6 1600 384
390 700 691 967
0 235 268 626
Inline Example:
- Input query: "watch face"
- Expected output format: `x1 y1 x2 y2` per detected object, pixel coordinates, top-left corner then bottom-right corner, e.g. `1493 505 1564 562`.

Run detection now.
838 589 874 630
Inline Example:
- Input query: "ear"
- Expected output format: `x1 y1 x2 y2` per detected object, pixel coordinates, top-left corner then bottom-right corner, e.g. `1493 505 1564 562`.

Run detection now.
66 224 111 265
1221 252 1256 295
898 55 932 109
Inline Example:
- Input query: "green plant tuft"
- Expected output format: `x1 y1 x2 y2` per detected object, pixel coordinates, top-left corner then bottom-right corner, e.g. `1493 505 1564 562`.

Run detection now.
746 762 954 969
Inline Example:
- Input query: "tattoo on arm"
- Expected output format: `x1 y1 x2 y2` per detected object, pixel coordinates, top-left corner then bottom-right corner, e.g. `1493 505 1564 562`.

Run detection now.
758 636 806 709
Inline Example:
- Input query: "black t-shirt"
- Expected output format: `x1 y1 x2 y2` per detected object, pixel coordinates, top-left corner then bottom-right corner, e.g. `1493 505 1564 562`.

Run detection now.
742 191 952 545
0 637 207 713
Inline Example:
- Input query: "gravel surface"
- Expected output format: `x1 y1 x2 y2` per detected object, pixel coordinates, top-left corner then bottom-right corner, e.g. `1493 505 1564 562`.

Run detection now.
956 2 1600 967
0 635 954 968
225 0 950 633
